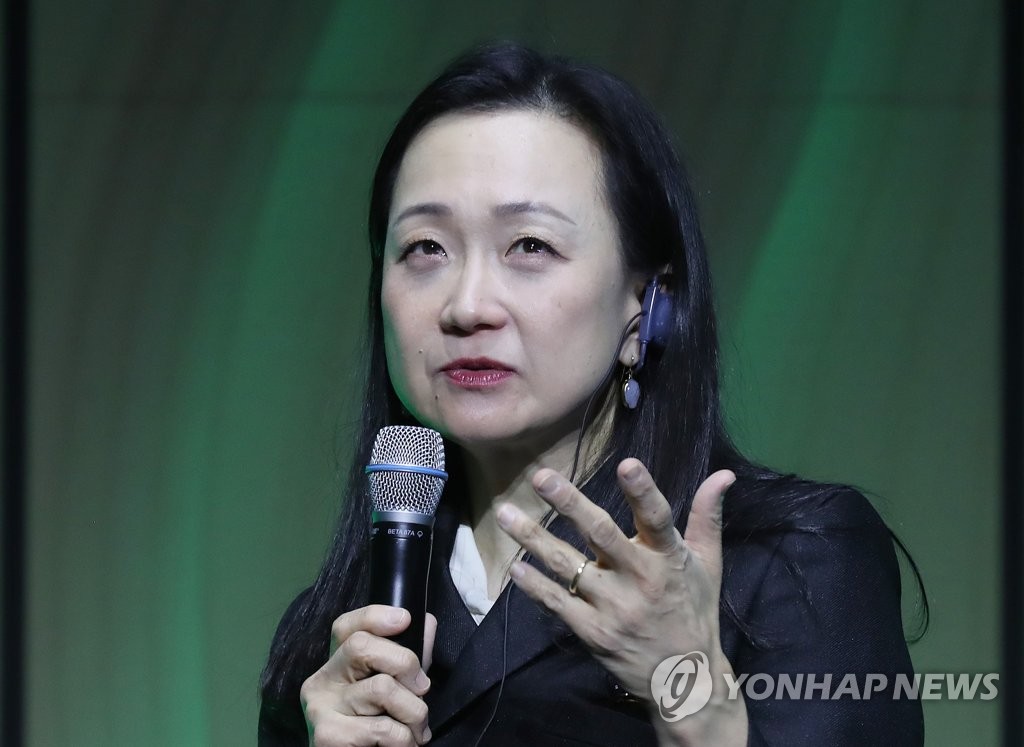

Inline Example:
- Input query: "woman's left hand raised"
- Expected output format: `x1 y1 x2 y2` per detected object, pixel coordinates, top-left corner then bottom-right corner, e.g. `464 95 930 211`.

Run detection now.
495 458 746 744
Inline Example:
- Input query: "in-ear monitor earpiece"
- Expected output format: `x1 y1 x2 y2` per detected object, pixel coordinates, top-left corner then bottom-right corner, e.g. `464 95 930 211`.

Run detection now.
635 275 673 370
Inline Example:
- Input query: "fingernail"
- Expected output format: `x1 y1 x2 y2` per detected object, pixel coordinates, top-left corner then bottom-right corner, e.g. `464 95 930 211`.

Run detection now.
424 726 433 742
535 473 558 497
623 463 642 484
509 561 525 581
415 670 430 691
388 608 406 625
496 503 515 528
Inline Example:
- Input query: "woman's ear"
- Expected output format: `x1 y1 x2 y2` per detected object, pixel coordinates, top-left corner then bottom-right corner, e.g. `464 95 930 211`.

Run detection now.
618 336 639 368
617 275 647 366
621 270 674 368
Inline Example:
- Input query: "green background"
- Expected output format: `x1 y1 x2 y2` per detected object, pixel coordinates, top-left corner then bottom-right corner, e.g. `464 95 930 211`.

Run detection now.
12 1 1001 744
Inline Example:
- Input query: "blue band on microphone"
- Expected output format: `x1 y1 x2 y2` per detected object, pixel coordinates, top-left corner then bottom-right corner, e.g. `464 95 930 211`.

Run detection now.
365 463 449 480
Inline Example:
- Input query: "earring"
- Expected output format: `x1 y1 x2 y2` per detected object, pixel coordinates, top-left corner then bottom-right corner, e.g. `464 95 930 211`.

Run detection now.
621 358 640 410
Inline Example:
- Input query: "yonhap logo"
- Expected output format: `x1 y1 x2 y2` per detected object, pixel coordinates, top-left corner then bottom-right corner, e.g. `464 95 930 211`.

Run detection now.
650 651 714 721
648 660 1000 718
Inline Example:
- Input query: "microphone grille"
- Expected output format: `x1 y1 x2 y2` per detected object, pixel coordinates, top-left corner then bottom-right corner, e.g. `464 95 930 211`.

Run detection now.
367 426 447 515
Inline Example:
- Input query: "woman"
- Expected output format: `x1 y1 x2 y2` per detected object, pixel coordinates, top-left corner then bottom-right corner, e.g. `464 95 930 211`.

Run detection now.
260 44 924 746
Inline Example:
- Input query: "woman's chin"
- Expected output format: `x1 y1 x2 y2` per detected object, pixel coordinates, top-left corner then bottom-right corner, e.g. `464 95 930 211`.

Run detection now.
440 424 532 449
433 414 581 457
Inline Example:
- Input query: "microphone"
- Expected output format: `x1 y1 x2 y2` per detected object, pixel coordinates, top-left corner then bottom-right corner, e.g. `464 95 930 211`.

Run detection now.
365 426 448 661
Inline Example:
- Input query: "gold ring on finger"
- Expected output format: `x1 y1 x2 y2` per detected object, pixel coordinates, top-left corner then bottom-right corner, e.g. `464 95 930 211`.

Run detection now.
568 558 589 596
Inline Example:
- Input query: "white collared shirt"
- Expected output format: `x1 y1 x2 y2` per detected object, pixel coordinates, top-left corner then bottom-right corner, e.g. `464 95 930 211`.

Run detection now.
448 524 495 624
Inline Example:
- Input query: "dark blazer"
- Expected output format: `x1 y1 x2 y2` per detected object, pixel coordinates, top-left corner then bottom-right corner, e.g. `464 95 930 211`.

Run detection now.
259 489 924 746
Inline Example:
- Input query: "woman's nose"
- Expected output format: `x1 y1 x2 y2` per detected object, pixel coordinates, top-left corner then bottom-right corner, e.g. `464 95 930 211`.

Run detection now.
439 261 508 334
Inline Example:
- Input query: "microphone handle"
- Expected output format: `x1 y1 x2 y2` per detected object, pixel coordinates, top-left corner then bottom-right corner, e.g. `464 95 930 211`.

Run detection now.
368 517 433 662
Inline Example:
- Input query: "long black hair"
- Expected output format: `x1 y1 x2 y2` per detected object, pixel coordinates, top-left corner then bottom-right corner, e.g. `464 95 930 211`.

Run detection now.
260 42 926 726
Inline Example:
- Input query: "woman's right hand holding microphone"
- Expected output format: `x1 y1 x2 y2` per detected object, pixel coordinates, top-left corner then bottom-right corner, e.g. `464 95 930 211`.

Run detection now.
299 605 436 746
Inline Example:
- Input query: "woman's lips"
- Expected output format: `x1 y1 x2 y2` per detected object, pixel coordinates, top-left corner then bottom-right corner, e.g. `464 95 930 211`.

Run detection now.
441 358 515 389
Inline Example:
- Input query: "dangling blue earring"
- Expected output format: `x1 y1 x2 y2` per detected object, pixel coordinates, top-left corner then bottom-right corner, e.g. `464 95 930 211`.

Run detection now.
621 356 640 410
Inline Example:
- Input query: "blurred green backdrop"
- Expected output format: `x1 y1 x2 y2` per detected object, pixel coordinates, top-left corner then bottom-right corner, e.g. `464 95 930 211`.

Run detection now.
18 0 999 744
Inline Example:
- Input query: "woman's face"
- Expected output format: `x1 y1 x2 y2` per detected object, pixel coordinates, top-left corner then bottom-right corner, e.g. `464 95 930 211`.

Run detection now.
381 110 642 452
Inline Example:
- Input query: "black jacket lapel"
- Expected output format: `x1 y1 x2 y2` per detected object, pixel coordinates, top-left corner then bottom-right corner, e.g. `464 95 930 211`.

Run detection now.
426 503 477 671
426 512 576 732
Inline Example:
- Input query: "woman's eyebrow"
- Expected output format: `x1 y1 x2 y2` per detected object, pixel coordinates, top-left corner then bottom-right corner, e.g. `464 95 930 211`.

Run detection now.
392 200 577 227
392 202 452 225
493 201 576 225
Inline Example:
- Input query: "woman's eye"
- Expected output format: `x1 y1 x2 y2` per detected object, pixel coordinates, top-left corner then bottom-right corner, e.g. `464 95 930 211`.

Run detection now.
400 239 446 260
508 237 555 256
